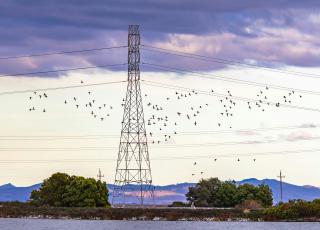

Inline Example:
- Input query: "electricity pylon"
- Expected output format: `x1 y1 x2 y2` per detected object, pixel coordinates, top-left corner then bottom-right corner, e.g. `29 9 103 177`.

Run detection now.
112 25 154 206
277 170 285 203
97 168 104 181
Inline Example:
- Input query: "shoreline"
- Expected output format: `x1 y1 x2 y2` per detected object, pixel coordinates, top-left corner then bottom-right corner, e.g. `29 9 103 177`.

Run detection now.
0 206 320 222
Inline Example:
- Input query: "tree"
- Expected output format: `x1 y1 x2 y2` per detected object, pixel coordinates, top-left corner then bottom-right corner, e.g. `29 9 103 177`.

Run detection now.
215 181 238 207
186 177 273 208
237 183 273 207
30 172 109 207
30 172 70 207
237 183 258 205
186 177 221 207
256 184 273 207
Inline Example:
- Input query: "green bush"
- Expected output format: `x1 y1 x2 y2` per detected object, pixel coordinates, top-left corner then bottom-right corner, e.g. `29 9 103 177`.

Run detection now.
186 177 273 208
263 199 320 220
30 172 109 207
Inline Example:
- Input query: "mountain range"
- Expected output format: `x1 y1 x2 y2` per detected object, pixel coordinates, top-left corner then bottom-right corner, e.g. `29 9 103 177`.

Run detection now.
1 178 320 205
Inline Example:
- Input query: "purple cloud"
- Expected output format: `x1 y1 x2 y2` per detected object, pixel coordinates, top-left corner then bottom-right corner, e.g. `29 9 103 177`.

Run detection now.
0 0 320 76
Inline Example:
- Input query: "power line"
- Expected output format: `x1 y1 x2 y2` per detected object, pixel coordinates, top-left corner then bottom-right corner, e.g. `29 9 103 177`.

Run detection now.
0 63 127 78
0 80 127 96
0 135 318 150
0 147 320 163
153 136 320 149
165 123 319 136
141 80 320 113
0 123 316 140
142 62 320 96
141 45 320 79
0 45 127 60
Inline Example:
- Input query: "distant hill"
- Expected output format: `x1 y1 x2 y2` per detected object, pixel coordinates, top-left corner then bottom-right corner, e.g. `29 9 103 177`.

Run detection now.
1 179 320 204
239 178 320 204
0 183 41 202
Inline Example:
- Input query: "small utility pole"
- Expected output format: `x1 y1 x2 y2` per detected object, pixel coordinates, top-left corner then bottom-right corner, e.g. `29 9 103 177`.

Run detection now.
97 168 104 181
277 170 285 203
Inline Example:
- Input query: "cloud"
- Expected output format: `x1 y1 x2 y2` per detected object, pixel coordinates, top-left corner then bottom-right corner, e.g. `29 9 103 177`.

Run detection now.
279 131 313 142
1 1 320 76
236 130 260 136
299 123 318 128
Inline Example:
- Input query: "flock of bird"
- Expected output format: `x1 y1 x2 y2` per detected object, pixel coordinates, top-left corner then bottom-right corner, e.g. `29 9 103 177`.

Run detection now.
142 86 303 178
28 81 115 121
28 91 48 112
26 80 304 178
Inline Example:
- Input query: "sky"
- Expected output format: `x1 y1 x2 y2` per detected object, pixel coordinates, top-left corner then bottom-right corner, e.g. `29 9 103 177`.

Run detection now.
0 1 320 187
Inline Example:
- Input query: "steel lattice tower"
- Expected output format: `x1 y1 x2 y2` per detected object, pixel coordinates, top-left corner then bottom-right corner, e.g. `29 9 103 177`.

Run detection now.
112 25 154 205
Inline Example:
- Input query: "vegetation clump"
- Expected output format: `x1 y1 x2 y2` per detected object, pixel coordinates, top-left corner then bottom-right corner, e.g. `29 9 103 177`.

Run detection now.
30 172 109 207
263 199 320 220
186 177 273 208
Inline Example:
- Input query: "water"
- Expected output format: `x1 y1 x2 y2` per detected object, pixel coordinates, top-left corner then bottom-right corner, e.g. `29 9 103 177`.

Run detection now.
0 218 320 230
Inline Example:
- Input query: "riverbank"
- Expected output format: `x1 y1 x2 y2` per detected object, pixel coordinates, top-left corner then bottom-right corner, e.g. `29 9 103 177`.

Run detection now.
1 202 320 221
0 204 262 221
